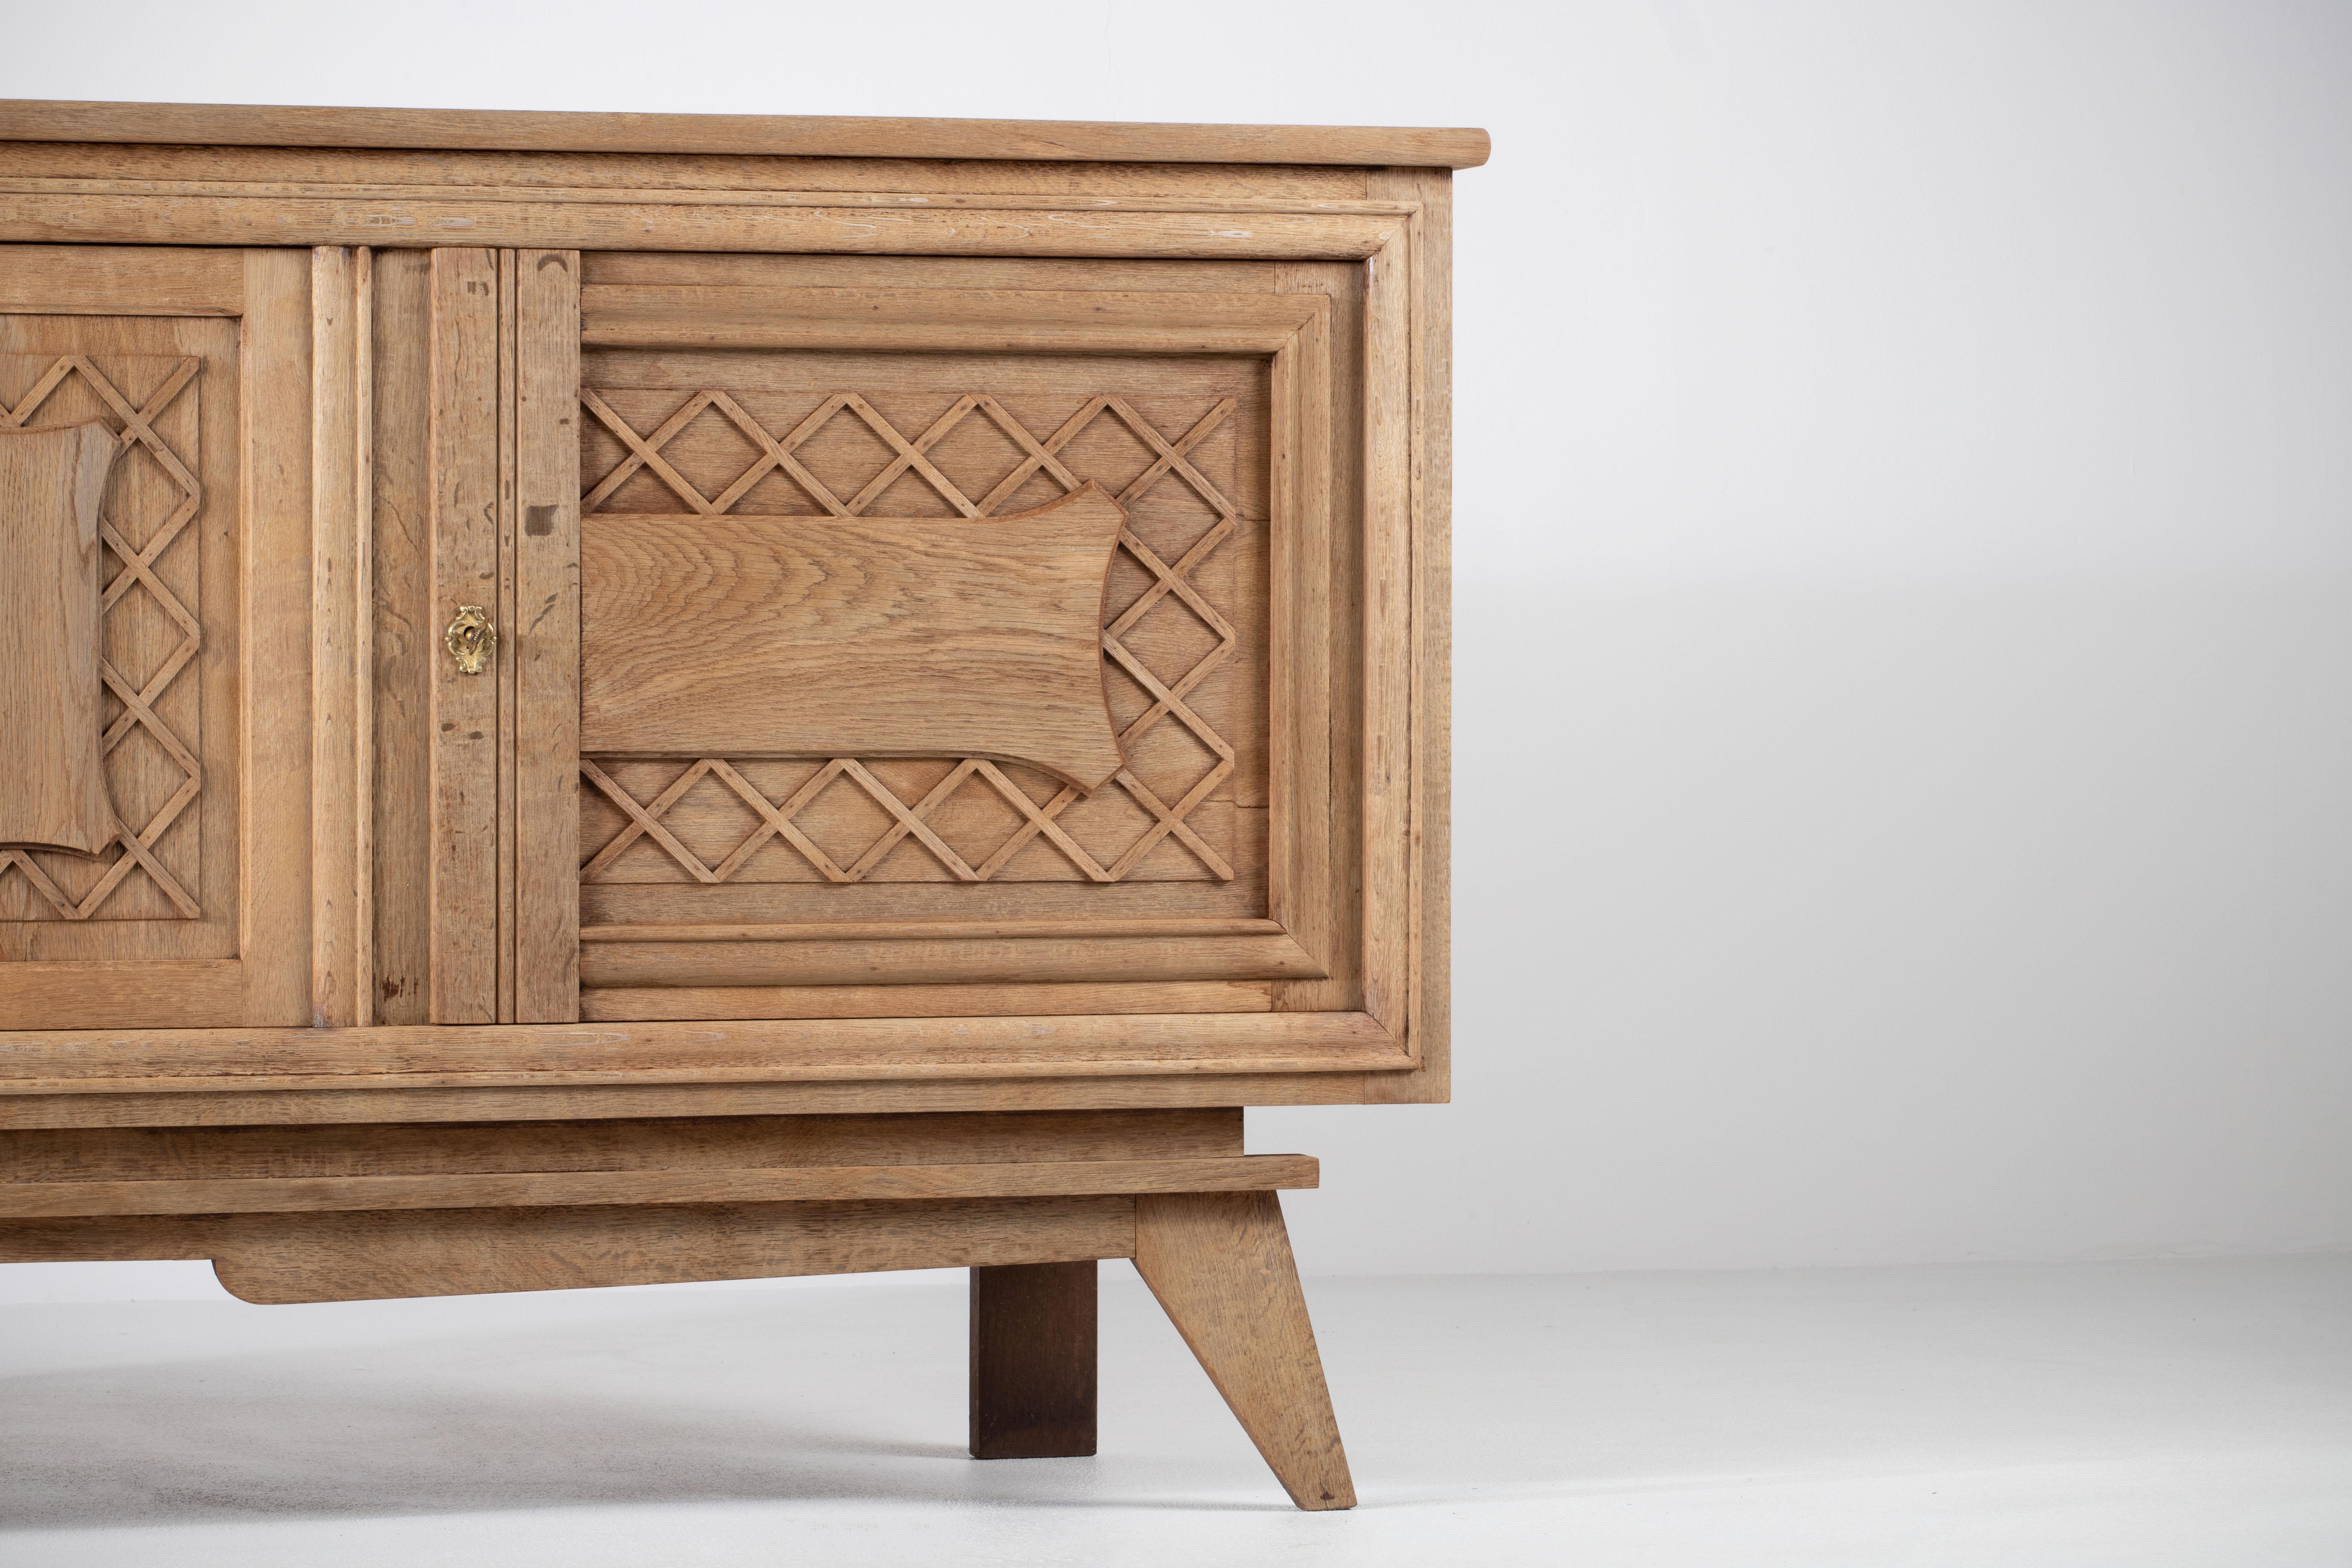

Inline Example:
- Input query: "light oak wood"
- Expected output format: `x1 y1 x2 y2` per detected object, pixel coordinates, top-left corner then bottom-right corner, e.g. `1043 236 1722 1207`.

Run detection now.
0 244 243 315
581 917 1284 944
582 283 1324 353
309 246 371 1027
0 421 118 854
0 1073 1390 1131
427 248 500 1024
0 106 1464 1514
0 144 1372 204
0 100 1490 169
582 485 1130 791
1133 1191 1355 1510
0 1011 1403 1094
581 980 1273 1023
0 1109 1243 1180
239 248 318 1026
0 1153 1316 1218
1366 167 1452 1104
577 934 1323 989
368 249 433 1023
0 1196 1141 1302
0 187 1405 262
513 249 581 1022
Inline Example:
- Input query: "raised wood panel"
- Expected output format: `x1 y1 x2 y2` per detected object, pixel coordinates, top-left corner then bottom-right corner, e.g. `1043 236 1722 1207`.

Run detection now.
0 421 116 854
0 341 213 925
581 487 1129 792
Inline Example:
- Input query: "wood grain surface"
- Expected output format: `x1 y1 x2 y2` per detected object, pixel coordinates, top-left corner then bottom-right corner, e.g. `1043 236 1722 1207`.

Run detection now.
1133 1190 1355 1510
0 1153 1317 1218
0 422 117 854
583 484 1128 790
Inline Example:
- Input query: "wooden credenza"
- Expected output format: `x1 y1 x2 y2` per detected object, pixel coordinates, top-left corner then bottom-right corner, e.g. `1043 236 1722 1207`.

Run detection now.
0 100 1476 1511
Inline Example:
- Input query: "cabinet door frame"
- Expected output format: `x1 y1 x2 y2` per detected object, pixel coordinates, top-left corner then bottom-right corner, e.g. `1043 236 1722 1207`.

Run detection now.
0 245 313 1030
421 247 580 1026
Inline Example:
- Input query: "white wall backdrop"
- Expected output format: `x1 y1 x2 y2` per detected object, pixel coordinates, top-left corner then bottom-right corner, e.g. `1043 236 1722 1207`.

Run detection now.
3 0 2348 1294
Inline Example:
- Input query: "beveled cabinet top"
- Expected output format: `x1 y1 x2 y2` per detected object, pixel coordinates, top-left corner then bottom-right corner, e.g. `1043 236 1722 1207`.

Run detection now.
0 99 1491 170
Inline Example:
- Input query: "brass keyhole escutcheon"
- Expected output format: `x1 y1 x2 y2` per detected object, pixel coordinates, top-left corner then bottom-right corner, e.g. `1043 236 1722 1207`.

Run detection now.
445 605 495 675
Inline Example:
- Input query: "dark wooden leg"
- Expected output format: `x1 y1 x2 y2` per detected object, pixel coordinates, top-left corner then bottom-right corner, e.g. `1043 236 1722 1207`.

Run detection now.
969 1259 1098 1458
1133 1190 1355 1510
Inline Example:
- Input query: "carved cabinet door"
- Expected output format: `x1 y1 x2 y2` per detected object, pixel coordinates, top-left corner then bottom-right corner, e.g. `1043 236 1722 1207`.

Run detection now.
0 246 314 1031
409 247 1418 1084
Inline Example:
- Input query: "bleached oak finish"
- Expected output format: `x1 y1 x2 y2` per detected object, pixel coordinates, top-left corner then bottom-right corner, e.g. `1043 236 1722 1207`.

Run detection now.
368 250 433 1023
0 1072 1400 1132
582 485 1130 791
0 1153 1317 1218
0 1011 1404 1095
0 245 243 315
310 246 371 1027
0 1108 1246 1179
0 248 314 1027
0 421 117 854
512 249 581 1023
427 249 499 1024
0 1197 1142 1303
1134 1190 1355 1510
0 103 1469 1513
0 100 1490 169
0 185 1407 261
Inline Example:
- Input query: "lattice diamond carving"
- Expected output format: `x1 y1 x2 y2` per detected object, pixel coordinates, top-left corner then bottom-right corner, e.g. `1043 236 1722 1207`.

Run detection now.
579 390 1240 884
0 356 203 921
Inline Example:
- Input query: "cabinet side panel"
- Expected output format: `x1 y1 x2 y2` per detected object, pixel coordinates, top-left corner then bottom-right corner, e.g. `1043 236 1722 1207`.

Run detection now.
1364 168 1450 1102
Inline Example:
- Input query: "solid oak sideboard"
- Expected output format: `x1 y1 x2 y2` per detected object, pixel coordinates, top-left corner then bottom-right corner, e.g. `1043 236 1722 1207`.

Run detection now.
0 100 1478 1511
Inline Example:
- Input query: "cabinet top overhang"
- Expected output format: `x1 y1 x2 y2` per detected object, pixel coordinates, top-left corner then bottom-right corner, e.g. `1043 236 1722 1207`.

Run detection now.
0 100 1491 171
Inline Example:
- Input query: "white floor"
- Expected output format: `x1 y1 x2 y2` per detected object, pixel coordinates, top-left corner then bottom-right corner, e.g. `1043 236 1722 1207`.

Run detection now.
0 1256 2346 1566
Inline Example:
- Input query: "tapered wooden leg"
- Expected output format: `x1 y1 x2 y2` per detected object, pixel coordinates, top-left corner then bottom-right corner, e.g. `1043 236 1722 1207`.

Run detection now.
969 1259 1098 1458
1132 1191 1355 1510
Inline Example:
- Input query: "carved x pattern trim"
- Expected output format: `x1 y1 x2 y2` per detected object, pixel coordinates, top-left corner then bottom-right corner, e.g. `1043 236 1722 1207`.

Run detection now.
579 389 1242 885
0 356 203 920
